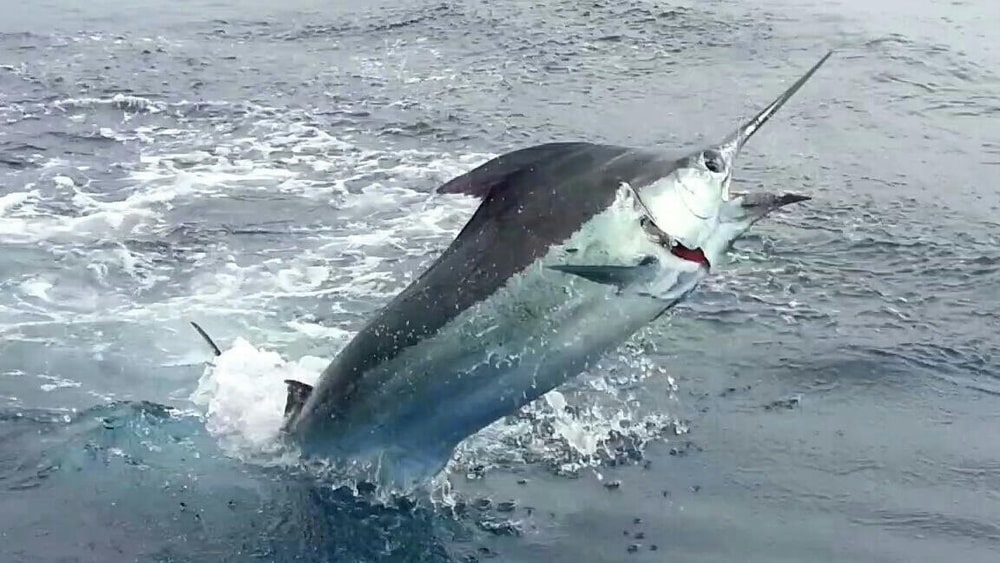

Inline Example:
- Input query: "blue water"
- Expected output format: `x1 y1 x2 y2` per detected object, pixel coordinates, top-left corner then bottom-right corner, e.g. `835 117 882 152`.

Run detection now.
2 0 999 561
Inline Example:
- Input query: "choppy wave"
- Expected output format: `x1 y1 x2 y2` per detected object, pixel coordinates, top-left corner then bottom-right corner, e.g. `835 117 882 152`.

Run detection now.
3 0 1000 559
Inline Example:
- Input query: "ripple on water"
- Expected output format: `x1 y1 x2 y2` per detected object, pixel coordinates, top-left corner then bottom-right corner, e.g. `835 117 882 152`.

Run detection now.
0 402 471 562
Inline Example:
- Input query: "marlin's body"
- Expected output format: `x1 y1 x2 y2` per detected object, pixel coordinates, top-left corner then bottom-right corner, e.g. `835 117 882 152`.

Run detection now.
193 52 834 488
288 152 707 483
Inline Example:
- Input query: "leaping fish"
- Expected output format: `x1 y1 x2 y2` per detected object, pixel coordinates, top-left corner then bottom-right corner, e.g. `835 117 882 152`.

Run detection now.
194 51 833 488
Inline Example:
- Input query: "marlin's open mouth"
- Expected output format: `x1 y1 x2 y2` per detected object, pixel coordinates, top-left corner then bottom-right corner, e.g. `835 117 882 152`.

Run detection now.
670 243 710 268
638 215 711 269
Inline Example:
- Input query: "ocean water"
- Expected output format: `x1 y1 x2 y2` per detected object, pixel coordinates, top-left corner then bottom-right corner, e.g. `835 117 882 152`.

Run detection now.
2 0 999 561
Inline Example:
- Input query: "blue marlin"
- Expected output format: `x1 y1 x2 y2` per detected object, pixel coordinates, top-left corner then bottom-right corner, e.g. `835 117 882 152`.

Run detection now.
194 51 832 488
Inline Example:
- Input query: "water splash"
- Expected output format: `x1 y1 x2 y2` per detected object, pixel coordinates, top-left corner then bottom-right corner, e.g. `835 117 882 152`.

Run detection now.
188 327 686 495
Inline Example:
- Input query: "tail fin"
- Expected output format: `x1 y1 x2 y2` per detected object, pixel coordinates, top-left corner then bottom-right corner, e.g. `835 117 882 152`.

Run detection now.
190 321 222 356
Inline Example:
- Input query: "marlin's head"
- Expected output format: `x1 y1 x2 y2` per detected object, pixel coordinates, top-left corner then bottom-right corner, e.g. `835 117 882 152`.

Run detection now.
634 51 833 270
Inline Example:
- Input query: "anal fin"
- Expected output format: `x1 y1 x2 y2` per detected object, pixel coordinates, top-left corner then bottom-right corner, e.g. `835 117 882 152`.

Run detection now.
283 379 314 420
548 255 658 289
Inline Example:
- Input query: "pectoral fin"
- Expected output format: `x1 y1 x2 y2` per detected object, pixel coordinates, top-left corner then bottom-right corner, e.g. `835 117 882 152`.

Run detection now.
283 379 314 420
548 255 658 289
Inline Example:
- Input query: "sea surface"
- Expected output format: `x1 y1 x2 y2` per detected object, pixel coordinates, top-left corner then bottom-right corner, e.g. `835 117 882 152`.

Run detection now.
2 0 999 561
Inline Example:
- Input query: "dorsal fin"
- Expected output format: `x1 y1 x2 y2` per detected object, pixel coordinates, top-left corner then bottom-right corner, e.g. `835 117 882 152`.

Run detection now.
436 142 598 198
283 379 313 421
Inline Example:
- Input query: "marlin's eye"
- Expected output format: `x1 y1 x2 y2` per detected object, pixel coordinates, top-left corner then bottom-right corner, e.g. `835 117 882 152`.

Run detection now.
703 150 724 173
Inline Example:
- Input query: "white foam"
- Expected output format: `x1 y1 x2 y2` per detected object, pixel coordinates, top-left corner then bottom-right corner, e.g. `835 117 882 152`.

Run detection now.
53 175 76 188
285 320 352 342
54 94 165 114
542 391 605 455
18 278 54 302
189 337 327 456
0 190 38 217
38 374 83 392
